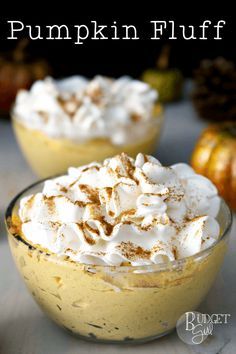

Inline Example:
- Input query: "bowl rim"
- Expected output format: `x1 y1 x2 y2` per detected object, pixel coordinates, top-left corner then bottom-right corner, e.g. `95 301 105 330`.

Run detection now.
5 177 233 272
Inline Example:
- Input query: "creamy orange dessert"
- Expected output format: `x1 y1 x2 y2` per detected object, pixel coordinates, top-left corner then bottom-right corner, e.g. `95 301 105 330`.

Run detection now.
6 153 231 343
12 76 163 177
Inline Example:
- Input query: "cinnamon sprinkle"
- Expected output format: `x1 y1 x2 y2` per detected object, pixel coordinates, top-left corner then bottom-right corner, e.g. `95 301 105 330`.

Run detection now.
43 196 56 214
75 223 96 246
59 186 68 193
117 241 151 260
79 184 100 204
130 113 142 122
86 86 103 104
58 95 82 118
24 195 35 210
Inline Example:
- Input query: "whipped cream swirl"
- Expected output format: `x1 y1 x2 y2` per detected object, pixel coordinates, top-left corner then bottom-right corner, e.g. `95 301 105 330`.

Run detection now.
19 153 221 266
13 76 158 145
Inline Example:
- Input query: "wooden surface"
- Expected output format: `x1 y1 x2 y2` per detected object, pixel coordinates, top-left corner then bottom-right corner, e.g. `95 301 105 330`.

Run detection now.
0 91 235 354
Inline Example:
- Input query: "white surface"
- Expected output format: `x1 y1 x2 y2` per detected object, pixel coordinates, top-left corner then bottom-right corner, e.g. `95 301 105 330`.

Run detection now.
0 92 235 354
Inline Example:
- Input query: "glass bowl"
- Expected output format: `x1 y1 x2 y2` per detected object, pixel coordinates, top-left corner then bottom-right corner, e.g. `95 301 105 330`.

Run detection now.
5 180 232 344
12 104 164 178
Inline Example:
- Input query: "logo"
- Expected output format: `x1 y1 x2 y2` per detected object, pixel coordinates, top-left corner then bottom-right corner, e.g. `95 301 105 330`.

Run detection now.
176 311 230 345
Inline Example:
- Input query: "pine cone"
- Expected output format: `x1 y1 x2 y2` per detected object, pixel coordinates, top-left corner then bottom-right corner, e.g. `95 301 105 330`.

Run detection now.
192 57 236 121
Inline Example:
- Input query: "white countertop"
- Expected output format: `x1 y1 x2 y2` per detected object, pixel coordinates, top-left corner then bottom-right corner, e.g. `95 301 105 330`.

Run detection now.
0 91 235 354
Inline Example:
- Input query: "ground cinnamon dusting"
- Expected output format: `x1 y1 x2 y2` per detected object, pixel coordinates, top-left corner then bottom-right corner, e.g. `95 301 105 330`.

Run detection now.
117 241 151 260
79 184 100 203
130 113 142 122
84 222 99 236
59 186 68 193
122 153 135 179
82 165 100 173
96 216 114 236
75 223 96 245
74 200 88 208
58 95 82 118
104 187 112 198
44 196 56 214
24 195 35 210
38 111 49 123
86 86 103 104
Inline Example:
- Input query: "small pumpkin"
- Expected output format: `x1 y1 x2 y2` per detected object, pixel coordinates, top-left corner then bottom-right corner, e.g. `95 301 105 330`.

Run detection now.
191 122 236 210
141 45 183 103
0 39 51 115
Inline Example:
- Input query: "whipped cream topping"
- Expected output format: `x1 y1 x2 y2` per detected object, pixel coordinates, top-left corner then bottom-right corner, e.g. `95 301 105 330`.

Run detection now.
13 76 158 145
18 153 221 266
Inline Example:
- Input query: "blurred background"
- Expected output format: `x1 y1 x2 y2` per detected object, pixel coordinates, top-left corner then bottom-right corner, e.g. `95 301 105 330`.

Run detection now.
0 13 235 78
0 12 236 209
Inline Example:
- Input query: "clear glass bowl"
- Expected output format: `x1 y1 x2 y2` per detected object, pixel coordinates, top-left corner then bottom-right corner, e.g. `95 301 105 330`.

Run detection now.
12 105 164 178
5 180 232 344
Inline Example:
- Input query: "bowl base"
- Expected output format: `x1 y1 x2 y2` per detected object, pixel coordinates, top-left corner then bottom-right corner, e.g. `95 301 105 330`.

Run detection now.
63 326 174 345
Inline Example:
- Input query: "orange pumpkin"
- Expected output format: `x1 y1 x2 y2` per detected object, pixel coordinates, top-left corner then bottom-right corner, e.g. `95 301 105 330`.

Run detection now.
191 122 236 210
0 39 51 114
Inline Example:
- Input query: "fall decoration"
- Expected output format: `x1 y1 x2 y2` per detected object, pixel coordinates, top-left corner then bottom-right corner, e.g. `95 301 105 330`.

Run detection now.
191 122 236 210
141 45 183 103
0 39 51 115
192 57 236 121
